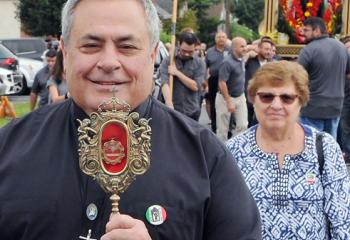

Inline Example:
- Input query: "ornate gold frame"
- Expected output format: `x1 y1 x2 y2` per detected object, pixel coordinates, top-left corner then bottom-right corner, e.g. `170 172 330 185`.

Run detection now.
77 97 151 214
260 0 350 57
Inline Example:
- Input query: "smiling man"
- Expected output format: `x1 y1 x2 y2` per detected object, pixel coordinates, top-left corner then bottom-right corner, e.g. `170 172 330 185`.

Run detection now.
0 0 261 239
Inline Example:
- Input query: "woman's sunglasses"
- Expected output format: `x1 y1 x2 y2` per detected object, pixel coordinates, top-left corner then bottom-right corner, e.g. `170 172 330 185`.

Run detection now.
256 92 299 105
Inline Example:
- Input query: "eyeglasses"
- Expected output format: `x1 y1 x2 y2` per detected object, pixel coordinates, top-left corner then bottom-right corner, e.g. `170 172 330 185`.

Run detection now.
180 48 194 55
256 92 299 104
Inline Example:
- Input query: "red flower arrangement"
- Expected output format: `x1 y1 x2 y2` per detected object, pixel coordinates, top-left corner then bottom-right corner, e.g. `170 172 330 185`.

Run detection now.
280 0 342 43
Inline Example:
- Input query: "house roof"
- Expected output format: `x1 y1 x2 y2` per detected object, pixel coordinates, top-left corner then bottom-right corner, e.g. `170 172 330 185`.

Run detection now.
207 2 225 19
152 0 172 19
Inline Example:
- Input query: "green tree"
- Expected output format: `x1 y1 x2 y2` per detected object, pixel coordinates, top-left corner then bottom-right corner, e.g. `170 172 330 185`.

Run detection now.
160 31 171 43
16 0 66 37
161 10 197 37
231 0 264 33
177 10 198 33
231 21 259 42
187 0 223 45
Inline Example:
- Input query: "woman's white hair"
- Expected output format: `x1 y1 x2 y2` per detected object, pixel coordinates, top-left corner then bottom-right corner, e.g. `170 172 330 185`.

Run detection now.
61 0 160 48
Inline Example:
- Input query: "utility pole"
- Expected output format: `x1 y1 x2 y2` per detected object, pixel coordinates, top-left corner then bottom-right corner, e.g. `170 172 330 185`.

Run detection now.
169 0 178 97
225 0 231 37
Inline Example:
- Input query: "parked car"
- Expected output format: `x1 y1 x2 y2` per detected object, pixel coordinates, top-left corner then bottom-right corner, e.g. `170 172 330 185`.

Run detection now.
0 43 19 72
0 38 47 61
18 57 44 93
0 43 23 94
0 67 22 95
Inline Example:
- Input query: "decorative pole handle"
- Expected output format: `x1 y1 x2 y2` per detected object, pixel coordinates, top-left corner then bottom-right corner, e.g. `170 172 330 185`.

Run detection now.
110 194 121 215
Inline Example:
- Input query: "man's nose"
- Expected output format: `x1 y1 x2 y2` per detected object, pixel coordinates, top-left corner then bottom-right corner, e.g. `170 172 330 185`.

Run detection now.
97 47 121 72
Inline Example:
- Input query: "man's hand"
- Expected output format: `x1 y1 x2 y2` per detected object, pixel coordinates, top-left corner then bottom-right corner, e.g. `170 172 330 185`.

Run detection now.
226 99 235 113
101 214 151 240
202 81 208 93
168 65 179 77
165 101 174 109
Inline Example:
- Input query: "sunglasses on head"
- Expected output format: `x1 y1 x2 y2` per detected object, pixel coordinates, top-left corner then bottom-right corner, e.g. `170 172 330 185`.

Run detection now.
256 92 299 104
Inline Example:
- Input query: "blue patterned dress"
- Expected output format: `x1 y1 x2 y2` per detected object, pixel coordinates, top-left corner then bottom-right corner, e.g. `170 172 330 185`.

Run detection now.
227 124 350 239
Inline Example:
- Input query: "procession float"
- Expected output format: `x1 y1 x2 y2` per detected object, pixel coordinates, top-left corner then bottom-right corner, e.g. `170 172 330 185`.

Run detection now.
259 0 350 57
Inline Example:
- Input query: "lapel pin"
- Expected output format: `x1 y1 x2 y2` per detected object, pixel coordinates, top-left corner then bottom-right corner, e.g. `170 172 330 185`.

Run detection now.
146 205 167 225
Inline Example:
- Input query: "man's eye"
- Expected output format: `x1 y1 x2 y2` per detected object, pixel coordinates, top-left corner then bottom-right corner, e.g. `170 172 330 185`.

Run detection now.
118 45 139 55
82 44 99 48
120 44 137 49
80 44 100 53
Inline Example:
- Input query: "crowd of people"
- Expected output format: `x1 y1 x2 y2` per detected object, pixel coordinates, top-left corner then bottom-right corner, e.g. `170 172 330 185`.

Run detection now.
161 17 350 165
1 0 350 238
158 17 350 238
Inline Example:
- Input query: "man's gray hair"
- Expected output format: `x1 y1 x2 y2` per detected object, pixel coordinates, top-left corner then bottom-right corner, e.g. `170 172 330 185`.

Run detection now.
61 0 160 48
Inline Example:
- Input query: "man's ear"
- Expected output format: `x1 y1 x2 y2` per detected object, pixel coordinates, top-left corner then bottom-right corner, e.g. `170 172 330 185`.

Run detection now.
60 38 68 73
315 27 322 36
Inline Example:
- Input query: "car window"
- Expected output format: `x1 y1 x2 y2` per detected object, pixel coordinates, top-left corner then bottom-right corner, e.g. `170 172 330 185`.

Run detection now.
0 44 16 59
1 39 46 54
1 41 19 54
17 40 32 53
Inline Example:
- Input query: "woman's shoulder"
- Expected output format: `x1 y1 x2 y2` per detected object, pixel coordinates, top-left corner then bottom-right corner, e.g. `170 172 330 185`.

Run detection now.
46 76 55 86
301 123 337 147
226 127 255 152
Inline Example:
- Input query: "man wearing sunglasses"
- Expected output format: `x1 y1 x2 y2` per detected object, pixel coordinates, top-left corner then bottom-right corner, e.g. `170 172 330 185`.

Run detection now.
160 32 206 121
298 17 350 138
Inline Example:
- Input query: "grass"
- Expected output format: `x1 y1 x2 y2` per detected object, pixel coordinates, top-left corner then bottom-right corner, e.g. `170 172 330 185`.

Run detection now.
0 102 30 128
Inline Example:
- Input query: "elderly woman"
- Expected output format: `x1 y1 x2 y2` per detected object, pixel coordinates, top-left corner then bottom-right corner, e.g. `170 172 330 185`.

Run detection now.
227 60 350 239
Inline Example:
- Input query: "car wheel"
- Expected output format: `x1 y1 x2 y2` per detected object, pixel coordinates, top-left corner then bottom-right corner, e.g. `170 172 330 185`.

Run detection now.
18 76 30 95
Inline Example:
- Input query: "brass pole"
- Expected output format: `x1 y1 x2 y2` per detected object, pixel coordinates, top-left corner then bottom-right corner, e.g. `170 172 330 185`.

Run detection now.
110 194 120 215
342 0 350 36
169 0 178 97
259 0 278 35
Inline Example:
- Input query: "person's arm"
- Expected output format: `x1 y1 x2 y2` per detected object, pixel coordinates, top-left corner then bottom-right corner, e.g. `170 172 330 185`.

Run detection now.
101 214 151 240
218 62 234 112
159 57 174 108
322 133 350 238
161 83 174 109
48 85 66 103
205 136 262 239
168 65 198 92
203 67 210 93
193 59 206 91
297 48 310 71
346 53 350 80
218 80 234 112
30 72 41 111
30 92 38 111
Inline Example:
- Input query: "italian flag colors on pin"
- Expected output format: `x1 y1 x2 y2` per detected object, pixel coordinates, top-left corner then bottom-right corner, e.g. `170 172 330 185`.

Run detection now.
145 205 167 225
